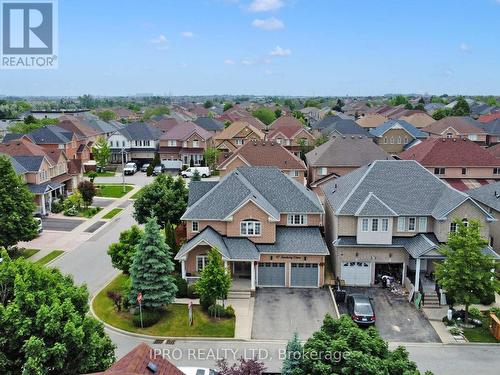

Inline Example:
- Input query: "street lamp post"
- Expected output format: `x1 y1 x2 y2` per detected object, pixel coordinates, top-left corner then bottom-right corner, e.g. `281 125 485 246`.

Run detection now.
121 146 126 193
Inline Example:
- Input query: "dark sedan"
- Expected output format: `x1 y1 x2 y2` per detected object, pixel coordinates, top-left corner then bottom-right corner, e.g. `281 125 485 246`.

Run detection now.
346 293 376 325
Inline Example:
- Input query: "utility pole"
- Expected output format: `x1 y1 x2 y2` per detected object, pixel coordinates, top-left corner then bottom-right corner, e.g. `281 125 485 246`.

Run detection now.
121 146 126 193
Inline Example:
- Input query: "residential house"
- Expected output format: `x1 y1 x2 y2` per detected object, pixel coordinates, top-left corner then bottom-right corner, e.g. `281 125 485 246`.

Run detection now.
468 182 500 253
175 167 328 291
369 119 428 154
267 116 315 155
107 122 161 164
157 121 212 166
311 116 371 138
299 107 327 125
322 160 498 291
217 105 253 124
477 119 500 145
479 113 500 123
400 138 500 191
75 112 122 138
217 139 306 183
194 116 225 134
110 107 141 122
214 120 265 152
398 112 435 128
305 135 391 194
422 117 488 144
0 138 80 214
356 114 388 130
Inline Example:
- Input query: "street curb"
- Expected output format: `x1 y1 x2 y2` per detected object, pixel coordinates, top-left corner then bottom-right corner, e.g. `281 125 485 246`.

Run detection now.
89 275 242 343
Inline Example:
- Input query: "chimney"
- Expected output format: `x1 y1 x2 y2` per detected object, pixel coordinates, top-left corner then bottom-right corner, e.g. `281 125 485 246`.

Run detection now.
495 191 500 199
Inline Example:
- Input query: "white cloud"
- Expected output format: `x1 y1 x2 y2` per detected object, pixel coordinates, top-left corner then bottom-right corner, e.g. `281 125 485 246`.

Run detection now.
241 59 256 65
150 34 168 44
249 0 283 12
269 45 291 56
181 31 195 38
252 17 284 30
459 42 471 52
224 59 236 65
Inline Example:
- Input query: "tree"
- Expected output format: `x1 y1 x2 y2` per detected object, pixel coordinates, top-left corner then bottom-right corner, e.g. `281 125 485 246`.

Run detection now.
404 103 414 109
191 169 201 181
204 147 220 171
92 136 111 171
435 220 497 325
281 332 303 375
97 110 116 122
252 108 276 125
223 102 233 112
133 173 188 227
78 180 96 208
107 225 144 274
415 103 425 111
142 105 170 120
314 134 329 147
128 217 177 309
432 108 453 120
284 99 296 111
298 315 429 375
0 249 115 374
217 358 266 375
164 221 179 256
332 98 344 112
451 97 470 116
195 248 232 308
0 156 38 249
303 99 321 108
204 100 213 109
390 95 409 106
274 108 282 118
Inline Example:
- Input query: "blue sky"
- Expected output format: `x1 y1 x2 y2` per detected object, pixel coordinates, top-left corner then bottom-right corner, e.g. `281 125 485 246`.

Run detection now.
1 0 500 96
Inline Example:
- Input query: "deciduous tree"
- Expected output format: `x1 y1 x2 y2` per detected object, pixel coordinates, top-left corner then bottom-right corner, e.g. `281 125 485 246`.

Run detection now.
92 136 111 171
195 248 232 309
78 180 97 208
217 357 266 375
252 108 276 125
107 225 144 274
451 97 471 116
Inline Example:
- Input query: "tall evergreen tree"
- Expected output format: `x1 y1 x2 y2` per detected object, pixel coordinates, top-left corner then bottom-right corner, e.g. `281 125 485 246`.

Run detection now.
0 156 38 249
129 217 177 310
92 136 111 171
451 97 471 116
281 332 303 375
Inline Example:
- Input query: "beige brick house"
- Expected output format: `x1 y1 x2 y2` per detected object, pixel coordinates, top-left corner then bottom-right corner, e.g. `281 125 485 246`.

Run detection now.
322 160 498 294
369 119 428 155
175 167 328 292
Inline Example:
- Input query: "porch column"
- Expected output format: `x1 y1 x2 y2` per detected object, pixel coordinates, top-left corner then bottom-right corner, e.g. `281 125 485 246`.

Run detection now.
402 262 406 284
414 258 421 291
40 194 46 215
181 260 186 280
250 261 256 291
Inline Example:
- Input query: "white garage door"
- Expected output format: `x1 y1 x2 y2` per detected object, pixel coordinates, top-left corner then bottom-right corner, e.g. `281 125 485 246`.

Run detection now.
341 261 372 286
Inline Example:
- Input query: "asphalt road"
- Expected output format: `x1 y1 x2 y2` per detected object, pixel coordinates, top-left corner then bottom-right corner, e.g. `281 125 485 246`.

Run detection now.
42 217 85 231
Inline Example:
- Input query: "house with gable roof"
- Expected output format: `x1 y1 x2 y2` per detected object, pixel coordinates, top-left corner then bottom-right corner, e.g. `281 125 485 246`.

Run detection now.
214 120 265 153
267 116 315 155
369 119 428 154
175 166 328 291
322 160 498 293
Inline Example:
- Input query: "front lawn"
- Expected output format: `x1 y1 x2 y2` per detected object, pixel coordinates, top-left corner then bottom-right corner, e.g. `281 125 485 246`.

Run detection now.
130 187 145 199
36 250 64 266
85 171 115 177
93 274 235 337
78 206 102 218
103 208 123 219
95 184 134 198
462 314 500 343
11 248 40 259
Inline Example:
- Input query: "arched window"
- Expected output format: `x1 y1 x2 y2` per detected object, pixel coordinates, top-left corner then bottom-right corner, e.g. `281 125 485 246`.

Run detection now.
240 219 261 236
462 218 469 227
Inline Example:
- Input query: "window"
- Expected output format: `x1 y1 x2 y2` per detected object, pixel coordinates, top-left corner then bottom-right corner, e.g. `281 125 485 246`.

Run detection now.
434 167 445 175
276 138 282 144
398 136 402 144
288 214 307 225
167 140 176 147
318 167 328 176
450 222 457 232
192 139 199 148
462 168 467 175
418 217 427 232
371 218 379 232
145 140 150 146
462 218 469 227
446 133 453 139
235 139 244 146
408 217 416 231
381 218 389 232
383 137 388 144
390 137 394 144
240 220 261 236
109 140 114 147
122 141 126 147
404 137 409 144
494 168 500 175
191 221 199 232
290 170 299 177
362 218 369 232
468 134 478 141
398 217 406 232
196 255 208 272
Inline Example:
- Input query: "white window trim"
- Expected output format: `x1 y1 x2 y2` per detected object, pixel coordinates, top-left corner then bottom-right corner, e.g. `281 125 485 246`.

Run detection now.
381 218 389 232
196 255 208 272
397 217 406 232
191 221 199 233
240 220 262 236
318 167 327 176
287 214 307 226
361 218 369 232
408 217 416 232
418 217 427 232
371 218 379 232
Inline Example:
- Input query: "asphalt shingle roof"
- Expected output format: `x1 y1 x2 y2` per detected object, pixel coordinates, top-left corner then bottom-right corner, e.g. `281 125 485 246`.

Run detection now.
194 117 225 132
256 227 329 255
355 192 397 217
369 119 428 139
188 181 218 207
467 181 500 212
12 155 44 171
118 122 161 141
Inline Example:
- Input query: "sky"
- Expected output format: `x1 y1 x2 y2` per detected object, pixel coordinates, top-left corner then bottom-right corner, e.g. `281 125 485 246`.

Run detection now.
1 0 500 97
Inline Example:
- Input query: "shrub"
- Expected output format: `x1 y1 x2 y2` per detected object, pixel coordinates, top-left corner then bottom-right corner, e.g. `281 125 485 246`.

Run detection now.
175 276 188 298
51 198 65 213
225 305 235 318
208 304 226 318
200 294 215 311
187 284 198 299
442 316 455 326
63 206 78 216
107 290 122 311
448 326 463 336
479 291 496 305
468 307 482 320
132 310 162 327
489 307 500 317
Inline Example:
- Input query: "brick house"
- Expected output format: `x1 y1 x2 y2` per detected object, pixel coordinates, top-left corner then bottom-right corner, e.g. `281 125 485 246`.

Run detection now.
214 120 265 153
267 116 315 156
369 119 428 155
422 116 488 144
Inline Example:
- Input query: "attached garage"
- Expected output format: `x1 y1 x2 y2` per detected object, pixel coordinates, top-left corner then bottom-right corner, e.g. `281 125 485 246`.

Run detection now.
341 261 372 286
257 262 286 287
290 263 319 287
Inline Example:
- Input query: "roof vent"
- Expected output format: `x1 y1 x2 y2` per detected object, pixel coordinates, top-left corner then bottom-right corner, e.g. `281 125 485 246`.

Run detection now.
146 362 158 373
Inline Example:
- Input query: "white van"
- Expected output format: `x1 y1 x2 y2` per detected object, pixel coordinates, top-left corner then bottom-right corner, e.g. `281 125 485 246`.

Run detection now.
181 166 211 178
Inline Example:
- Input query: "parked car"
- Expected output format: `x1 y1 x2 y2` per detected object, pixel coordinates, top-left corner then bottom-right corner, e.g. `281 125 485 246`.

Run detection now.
152 165 165 176
34 217 43 233
140 163 150 172
123 162 137 175
161 160 183 173
346 293 375 325
181 166 211 178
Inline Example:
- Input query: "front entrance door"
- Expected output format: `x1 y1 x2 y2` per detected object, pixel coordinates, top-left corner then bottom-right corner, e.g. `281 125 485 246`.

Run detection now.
233 262 251 277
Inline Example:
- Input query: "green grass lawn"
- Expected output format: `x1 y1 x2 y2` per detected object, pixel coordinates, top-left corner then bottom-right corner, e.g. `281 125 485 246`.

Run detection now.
96 184 134 198
36 250 64 266
84 171 115 177
103 208 123 219
130 187 144 199
11 248 40 259
93 274 235 337
462 314 500 343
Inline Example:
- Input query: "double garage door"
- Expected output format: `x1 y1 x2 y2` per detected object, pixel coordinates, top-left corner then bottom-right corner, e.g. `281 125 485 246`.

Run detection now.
257 262 319 287
341 261 372 286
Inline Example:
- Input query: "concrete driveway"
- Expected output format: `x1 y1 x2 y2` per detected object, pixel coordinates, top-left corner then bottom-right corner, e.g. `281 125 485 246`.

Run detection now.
252 288 334 340
41 217 85 231
338 287 440 343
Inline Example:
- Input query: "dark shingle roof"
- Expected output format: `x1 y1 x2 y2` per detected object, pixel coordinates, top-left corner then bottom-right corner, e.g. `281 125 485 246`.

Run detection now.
369 119 428 139
257 227 329 255
194 117 225 132
12 155 44 171
188 181 218 206
118 122 161 141
468 181 500 212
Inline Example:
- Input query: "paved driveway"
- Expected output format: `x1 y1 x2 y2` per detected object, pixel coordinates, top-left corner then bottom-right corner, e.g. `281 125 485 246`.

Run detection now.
42 217 85 231
338 287 440 343
252 288 334 340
